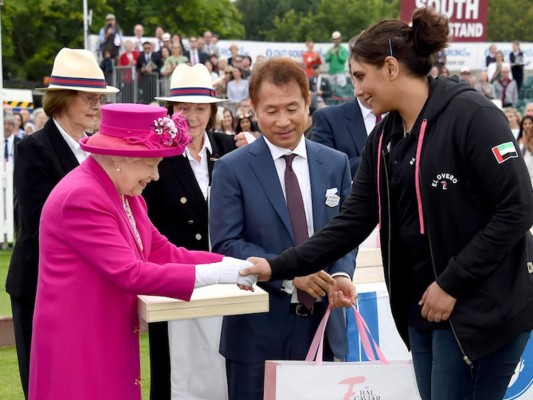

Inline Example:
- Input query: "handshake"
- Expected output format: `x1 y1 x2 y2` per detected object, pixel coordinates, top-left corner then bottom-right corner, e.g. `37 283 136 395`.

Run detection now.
195 256 258 289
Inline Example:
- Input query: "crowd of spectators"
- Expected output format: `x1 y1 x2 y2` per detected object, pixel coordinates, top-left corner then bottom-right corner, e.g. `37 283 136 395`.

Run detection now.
433 41 530 114
431 41 533 183
96 16 259 107
3 106 48 141
2 12 533 400
93 15 365 113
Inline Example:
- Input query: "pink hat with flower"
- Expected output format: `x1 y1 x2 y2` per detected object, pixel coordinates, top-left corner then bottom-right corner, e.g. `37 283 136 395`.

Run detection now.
80 103 191 158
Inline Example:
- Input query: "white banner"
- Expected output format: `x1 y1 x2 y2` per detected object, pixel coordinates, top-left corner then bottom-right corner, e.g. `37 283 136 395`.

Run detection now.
89 35 532 74
215 40 533 73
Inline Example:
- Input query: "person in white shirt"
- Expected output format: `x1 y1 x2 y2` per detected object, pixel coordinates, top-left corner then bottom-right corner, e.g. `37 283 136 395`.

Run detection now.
203 30 220 57
209 57 355 400
3 115 19 165
132 24 144 52
518 115 533 186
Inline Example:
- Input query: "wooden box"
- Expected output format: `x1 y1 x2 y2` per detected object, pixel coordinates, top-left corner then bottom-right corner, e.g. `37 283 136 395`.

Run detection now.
139 285 269 323
354 248 385 284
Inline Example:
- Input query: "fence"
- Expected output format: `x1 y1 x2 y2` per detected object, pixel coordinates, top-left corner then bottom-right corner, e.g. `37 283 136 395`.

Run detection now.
0 162 15 245
112 66 170 104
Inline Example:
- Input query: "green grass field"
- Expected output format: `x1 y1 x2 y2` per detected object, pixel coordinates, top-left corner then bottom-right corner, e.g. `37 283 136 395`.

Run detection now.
0 251 13 316
0 252 151 399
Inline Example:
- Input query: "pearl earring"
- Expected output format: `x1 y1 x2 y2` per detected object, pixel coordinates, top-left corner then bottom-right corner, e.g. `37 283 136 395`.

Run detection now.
116 166 121 172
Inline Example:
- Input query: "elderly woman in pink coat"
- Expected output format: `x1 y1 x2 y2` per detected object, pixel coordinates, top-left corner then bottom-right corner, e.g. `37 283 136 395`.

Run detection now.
29 103 256 400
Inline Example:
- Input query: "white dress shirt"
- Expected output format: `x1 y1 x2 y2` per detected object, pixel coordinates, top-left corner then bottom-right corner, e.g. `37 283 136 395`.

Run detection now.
4 134 16 165
520 144 533 187
264 136 314 237
54 118 88 164
189 49 199 66
264 136 316 297
264 136 351 297
185 131 212 200
133 36 144 52
358 98 381 135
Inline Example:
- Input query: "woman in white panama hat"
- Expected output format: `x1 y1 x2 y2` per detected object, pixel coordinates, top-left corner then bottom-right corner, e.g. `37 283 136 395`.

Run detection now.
5 47 119 399
142 64 238 400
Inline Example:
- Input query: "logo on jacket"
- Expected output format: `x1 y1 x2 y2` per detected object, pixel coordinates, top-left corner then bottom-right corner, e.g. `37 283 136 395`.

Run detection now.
492 142 518 164
431 173 458 190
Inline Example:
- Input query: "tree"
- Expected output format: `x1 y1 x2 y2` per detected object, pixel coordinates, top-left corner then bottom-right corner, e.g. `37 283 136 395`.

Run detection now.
237 0 400 42
238 0 532 43
2 0 89 82
1 0 244 82
105 0 244 39
486 0 533 42
1 0 531 83
236 0 320 41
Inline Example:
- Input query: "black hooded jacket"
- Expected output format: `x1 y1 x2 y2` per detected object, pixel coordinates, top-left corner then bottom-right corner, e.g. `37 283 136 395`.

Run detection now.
269 76 533 363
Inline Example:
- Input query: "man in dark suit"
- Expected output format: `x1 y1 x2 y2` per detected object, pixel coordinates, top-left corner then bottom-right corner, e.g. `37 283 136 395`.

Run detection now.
210 58 356 400
136 41 162 103
3 115 21 162
312 95 378 178
184 36 210 66
308 64 332 107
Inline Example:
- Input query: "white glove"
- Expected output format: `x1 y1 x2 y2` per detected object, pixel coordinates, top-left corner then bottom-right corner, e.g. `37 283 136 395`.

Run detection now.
194 257 257 288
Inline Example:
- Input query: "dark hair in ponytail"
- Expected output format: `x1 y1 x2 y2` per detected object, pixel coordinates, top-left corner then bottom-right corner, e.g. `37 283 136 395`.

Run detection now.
349 7 449 77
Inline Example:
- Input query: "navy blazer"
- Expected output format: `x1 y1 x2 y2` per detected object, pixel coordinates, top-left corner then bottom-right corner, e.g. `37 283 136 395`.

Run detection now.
312 98 367 178
142 131 236 250
210 136 355 362
309 76 332 100
136 52 162 74
6 119 79 299
183 50 210 65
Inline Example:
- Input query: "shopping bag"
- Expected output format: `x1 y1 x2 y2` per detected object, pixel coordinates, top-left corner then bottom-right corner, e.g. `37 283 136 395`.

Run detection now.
264 306 420 400
346 285 411 362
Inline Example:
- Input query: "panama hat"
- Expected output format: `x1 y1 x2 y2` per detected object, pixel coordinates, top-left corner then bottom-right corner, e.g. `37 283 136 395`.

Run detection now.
155 63 226 103
38 48 119 93
80 104 191 158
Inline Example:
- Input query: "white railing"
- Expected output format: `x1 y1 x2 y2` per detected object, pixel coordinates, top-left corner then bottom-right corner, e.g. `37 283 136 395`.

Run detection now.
0 162 15 244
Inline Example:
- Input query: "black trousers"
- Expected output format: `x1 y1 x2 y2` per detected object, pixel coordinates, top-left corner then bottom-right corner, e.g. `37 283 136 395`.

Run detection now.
11 295 35 400
148 321 171 400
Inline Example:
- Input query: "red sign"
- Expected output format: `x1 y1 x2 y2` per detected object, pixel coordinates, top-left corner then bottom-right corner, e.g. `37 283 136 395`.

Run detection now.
400 0 488 42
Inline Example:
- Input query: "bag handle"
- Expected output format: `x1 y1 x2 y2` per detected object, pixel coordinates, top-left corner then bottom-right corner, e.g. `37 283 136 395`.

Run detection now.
305 305 389 365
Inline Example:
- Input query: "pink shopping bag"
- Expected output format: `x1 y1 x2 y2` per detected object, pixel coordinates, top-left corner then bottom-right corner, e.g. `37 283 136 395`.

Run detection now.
264 306 420 400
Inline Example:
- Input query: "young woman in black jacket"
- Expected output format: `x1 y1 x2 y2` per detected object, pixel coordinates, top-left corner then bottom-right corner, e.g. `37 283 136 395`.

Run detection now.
242 7 533 400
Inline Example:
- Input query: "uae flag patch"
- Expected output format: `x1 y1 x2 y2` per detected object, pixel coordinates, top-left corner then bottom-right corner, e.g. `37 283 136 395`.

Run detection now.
492 142 518 164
